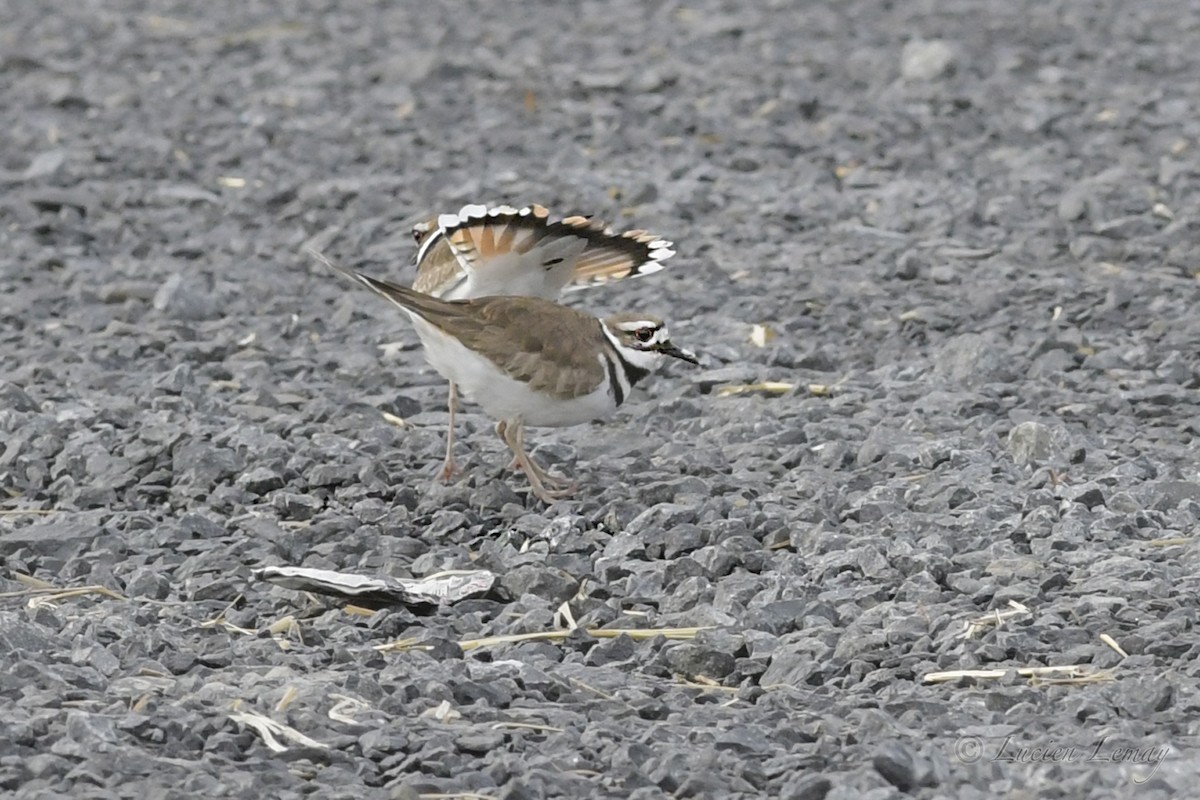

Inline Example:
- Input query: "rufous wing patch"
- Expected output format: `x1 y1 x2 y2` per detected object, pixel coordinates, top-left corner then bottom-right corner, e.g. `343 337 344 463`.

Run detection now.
437 204 559 270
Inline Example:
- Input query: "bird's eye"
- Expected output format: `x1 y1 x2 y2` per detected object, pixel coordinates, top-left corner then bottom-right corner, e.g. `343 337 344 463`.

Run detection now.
635 328 655 343
412 227 425 243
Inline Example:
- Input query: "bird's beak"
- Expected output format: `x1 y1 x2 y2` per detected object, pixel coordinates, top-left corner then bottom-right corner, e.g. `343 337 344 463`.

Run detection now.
658 342 700 365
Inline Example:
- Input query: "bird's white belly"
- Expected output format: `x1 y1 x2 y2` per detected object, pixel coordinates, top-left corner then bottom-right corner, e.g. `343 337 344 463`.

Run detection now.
409 316 615 427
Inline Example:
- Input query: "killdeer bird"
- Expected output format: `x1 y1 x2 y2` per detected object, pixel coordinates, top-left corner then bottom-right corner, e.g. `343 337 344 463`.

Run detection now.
311 250 697 504
410 203 675 479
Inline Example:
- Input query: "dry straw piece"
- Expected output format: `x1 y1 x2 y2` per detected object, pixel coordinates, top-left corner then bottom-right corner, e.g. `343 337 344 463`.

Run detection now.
491 722 565 734
1100 633 1129 659
1147 537 1191 548
228 709 329 753
1 577 126 608
922 665 1115 685
933 607 1128 686
961 600 1031 639
716 381 797 397
377 625 710 654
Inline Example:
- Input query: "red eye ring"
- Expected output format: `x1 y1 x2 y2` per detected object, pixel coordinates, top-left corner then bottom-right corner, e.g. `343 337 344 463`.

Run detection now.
635 328 655 343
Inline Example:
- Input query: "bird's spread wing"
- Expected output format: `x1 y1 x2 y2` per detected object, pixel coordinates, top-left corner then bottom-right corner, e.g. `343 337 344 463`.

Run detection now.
412 203 674 298
554 216 675 290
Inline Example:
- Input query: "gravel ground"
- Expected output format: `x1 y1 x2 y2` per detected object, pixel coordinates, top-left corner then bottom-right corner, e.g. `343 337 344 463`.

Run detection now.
3 1 1200 798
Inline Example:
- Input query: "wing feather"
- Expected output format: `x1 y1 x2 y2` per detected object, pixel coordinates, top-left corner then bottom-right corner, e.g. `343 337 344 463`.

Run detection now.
411 203 674 299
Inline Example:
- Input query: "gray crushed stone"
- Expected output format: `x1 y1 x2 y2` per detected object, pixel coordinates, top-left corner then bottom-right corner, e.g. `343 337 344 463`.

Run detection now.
2 0 1200 798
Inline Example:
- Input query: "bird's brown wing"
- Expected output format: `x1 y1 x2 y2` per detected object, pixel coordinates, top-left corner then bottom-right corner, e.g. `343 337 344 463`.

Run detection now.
437 296 608 400
324 258 608 401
